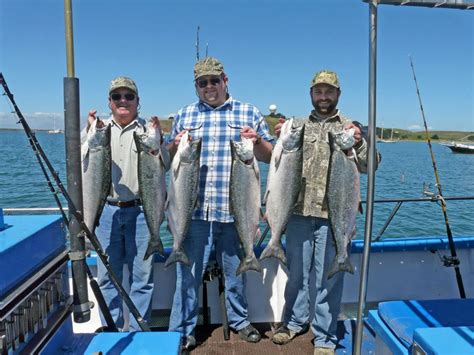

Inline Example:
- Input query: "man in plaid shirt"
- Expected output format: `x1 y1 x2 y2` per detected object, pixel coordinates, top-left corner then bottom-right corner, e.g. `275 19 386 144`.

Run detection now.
167 57 273 350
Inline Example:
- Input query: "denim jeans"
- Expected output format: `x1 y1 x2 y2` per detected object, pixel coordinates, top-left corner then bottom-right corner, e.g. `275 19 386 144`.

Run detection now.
95 204 154 331
168 220 250 337
283 214 345 349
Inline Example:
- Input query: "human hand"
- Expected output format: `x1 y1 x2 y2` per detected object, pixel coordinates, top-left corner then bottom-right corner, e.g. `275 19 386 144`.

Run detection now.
150 116 161 130
240 126 261 145
274 118 286 138
172 130 191 148
87 109 104 129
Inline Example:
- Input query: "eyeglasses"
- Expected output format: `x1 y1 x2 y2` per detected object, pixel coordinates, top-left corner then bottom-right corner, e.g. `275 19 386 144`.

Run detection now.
196 77 221 88
110 93 136 101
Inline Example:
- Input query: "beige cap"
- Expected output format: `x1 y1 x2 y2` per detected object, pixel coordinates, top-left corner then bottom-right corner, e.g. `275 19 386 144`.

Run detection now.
194 57 225 80
109 76 138 94
311 70 340 88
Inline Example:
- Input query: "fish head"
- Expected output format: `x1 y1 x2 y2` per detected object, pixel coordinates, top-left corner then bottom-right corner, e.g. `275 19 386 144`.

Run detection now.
135 120 162 152
231 137 254 163
331 128 355 151
280 119 304 151
178 131 201 163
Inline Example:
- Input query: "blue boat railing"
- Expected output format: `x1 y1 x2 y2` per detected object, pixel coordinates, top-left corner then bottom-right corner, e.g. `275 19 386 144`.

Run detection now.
4 193 474 243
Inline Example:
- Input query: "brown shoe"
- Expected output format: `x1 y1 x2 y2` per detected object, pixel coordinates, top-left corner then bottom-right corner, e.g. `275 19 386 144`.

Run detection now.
314 346 335 355
272 324 309 345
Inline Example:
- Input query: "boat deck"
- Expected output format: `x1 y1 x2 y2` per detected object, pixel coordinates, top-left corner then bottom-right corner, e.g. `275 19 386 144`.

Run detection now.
152 319 376 354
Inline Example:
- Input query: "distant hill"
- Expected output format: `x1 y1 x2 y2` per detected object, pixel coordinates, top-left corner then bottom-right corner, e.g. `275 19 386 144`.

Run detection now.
3 118 473 143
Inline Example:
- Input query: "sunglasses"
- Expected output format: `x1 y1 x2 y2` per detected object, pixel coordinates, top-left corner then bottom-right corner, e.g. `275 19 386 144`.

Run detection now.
196 77 221 88
110 93 136 101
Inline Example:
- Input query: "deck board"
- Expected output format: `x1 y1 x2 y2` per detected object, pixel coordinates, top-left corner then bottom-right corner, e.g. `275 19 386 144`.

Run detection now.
153 319 376 354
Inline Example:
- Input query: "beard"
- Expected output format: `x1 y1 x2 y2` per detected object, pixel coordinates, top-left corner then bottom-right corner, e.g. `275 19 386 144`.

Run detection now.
312 98 338 115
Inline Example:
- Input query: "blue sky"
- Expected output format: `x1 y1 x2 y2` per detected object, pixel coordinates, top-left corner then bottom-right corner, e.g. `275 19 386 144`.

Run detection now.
0 0 472 131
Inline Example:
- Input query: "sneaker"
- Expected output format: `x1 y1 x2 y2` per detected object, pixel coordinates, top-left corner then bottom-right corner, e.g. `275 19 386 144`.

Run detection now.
182 335 196 351
272 324 309 345
238 324 261 343
314 346 335 355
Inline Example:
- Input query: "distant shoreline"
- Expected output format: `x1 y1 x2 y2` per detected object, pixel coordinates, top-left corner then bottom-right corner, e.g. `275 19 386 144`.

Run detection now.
1 126 473 143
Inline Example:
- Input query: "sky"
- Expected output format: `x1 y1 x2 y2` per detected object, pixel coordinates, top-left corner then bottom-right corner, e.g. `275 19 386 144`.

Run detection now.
0 0 473 132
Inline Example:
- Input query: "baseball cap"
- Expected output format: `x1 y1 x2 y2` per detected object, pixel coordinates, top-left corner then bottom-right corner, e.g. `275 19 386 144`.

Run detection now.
311 70 340 89
109 76 138 95
194 57 225 80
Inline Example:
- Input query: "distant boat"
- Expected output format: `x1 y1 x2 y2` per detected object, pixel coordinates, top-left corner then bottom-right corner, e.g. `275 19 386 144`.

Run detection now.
378 127 399 143
48 117 62 134
442 142 474 154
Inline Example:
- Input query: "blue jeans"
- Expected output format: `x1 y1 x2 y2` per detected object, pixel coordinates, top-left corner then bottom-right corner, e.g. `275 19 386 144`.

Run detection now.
95 204 154 331
168 220 250 337
283 214 345 349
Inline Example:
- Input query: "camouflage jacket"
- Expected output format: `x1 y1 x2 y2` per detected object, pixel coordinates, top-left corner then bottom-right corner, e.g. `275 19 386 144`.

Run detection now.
293 110 369 218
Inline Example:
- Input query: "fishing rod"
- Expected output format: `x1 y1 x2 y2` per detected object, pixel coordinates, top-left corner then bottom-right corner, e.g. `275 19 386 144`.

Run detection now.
409 56 466 298
0 89 117 330
0 73 151 330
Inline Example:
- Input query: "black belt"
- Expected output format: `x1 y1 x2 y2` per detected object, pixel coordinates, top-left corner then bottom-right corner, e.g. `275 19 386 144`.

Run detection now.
107 199 142 208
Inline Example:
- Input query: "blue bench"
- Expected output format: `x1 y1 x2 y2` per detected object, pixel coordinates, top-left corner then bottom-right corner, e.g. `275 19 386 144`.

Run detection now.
367 298 474 354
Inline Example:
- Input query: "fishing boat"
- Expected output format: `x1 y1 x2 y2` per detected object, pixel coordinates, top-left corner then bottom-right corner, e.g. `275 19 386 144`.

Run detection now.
442 142 474 154
1 1 473 354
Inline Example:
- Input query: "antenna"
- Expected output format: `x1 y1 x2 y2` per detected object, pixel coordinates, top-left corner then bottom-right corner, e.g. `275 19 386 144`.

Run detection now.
205 42 209 58
196 25 200 61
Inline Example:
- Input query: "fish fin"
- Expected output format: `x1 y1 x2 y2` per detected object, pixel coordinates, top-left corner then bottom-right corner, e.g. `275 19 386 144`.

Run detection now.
173 160 181 179
253 160 260 181
143 236 165 260
159 144 171 171
327 258 355 279
274 148 283 170
81 143 90 163
263 188 270 205
254 228 262 243
164 248 191 268
259 241 287 266
236 254 262 275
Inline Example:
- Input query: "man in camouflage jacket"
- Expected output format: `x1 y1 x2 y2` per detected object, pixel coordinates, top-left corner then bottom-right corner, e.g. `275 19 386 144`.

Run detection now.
271 70 375 355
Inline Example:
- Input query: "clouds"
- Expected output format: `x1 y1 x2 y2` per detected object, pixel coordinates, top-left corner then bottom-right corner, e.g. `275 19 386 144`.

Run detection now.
0 111 63 129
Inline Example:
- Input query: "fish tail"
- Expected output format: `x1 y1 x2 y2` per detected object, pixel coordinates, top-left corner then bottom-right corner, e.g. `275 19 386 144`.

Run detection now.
259 242 287 266
143 237 165 261
236 254 262 275
327 257 355 279
164 249 191 268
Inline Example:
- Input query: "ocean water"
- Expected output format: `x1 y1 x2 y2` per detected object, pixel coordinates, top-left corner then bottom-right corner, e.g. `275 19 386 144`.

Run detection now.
1 130 473 242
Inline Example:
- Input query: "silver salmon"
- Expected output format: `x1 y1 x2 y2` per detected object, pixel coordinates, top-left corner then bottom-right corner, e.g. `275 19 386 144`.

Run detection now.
230 137 262 275
82 119 111 236
327 131 359 279
165 131 201 267
260 119 304 266
134 121 170 260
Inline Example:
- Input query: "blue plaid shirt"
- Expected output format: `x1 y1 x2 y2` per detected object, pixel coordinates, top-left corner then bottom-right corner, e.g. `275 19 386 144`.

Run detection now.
168 96 274 223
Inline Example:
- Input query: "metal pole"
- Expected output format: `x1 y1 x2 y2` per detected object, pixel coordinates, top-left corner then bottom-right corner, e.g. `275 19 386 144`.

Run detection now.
354 1 378 353
64 0 75 77
64 0 90 323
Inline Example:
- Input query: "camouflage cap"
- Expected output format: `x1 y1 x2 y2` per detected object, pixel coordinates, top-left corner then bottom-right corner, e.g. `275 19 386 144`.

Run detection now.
310 70 340 89
109 76 138 95
194 57 225 80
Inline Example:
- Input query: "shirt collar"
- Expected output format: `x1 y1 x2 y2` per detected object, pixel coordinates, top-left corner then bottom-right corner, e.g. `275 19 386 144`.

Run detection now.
110 115 144 130
309 109 342 123
198 95 234 112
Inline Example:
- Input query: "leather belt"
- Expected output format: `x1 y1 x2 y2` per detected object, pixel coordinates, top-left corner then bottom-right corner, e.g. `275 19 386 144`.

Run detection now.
107 199 142 208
